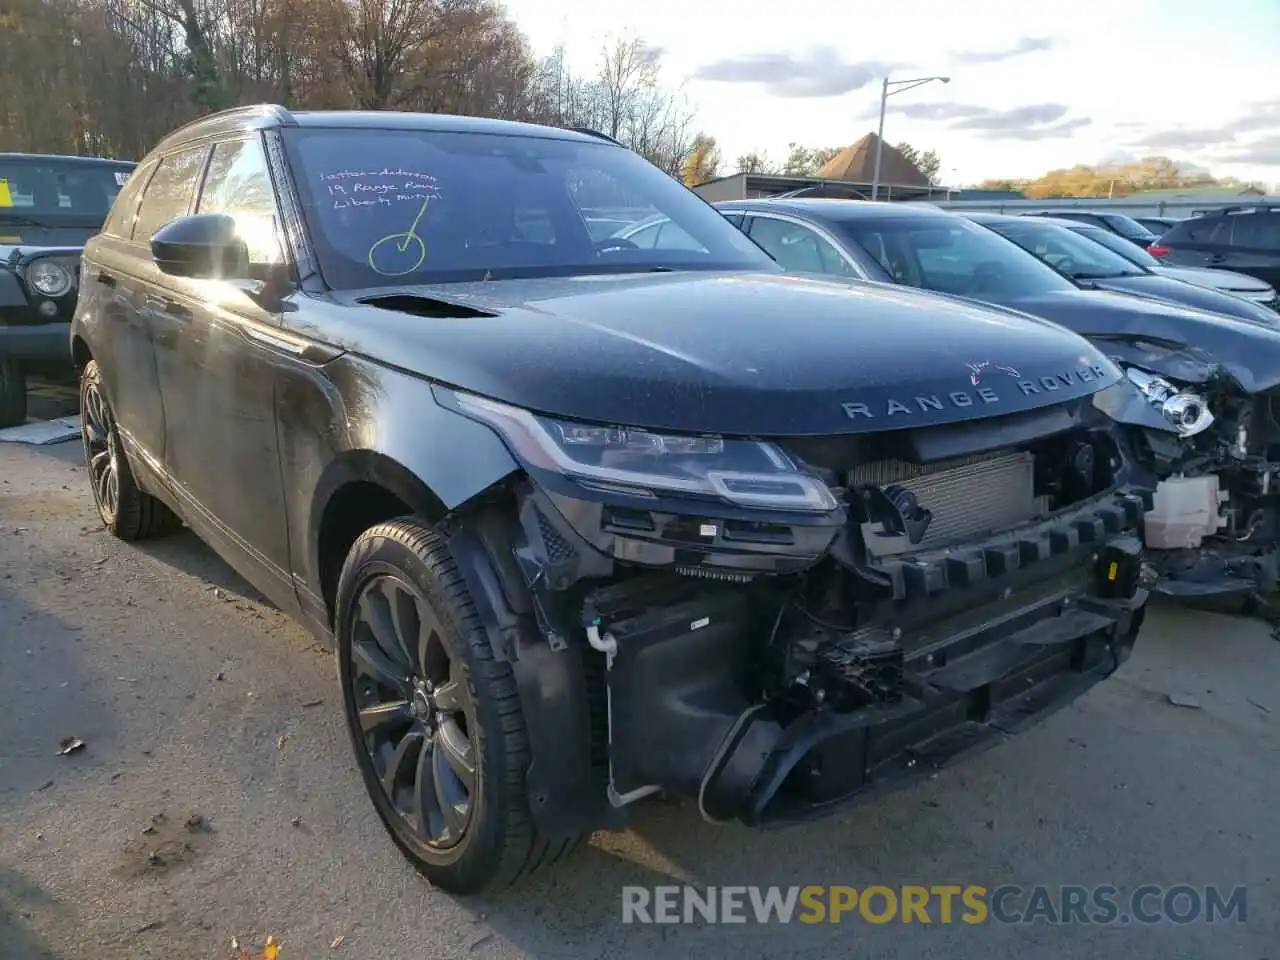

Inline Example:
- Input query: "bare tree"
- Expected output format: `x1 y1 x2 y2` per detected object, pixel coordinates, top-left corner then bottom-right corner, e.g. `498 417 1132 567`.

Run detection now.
0 0 699 178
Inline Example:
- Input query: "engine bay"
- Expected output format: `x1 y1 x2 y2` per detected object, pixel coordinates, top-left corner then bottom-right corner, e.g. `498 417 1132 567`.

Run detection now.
474 405 1149 826
1120 362 1280 598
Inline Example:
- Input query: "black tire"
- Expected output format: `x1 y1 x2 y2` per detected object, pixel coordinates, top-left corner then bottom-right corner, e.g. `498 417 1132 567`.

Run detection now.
80 360 180 540
0 357 26 429
335 517 581 894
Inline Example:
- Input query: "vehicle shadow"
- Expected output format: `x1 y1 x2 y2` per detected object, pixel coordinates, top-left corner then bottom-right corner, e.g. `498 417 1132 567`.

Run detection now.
139 529 274 608
0 869 67 960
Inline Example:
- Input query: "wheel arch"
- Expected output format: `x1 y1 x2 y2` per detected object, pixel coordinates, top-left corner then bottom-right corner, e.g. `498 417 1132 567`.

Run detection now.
311 449 453 624
70 333 93 372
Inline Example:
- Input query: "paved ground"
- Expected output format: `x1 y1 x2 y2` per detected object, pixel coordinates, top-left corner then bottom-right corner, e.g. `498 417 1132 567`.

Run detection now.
1 422 1278 959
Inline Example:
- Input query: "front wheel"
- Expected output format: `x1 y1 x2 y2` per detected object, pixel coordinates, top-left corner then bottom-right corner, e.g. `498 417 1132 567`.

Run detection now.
80 360 179 540
0 357 26 429
335 517 581 894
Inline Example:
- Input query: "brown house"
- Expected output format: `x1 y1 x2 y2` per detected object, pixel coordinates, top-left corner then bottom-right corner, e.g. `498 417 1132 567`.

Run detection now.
818 133 930 188
691 132 937 203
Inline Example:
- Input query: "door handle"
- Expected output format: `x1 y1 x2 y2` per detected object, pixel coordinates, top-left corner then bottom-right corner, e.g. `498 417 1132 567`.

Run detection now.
145 295 193 321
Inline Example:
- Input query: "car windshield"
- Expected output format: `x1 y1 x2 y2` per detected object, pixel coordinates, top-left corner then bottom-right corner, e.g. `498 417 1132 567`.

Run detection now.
282 128 777 288
836 215 1078 299
985 221 1147 280
1079 227 1162 267
1100 213 1157 242
0 157 133 225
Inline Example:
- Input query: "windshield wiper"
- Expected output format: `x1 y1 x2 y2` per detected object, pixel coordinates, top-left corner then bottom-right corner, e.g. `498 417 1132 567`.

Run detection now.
1073 271 1139 280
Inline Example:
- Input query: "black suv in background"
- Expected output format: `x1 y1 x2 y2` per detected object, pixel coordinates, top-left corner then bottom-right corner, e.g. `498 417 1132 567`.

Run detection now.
1150 206 1280 290
1135 216 1182 236
1024 210 1159 250
0 153 136 427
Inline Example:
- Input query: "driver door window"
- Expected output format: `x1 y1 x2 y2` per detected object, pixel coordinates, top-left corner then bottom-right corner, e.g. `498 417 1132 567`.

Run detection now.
197 138 283 265
748 217 856 277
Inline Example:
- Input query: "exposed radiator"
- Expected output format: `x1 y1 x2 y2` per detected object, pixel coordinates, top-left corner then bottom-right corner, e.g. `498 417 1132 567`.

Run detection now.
852 450 1043 558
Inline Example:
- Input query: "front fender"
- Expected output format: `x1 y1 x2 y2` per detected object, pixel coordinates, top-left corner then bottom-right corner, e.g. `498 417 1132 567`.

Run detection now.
296 355 521 599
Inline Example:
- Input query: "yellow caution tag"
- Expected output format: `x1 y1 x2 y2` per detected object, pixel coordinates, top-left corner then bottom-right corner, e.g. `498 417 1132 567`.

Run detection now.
1107 561 1118 581
0 179 11 207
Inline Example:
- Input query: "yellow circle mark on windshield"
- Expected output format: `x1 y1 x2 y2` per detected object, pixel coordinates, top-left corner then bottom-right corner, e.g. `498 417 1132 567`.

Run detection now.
367 197 431 277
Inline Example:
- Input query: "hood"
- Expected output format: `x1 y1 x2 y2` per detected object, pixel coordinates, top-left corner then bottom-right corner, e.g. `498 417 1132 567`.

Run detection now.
995 288 1280 393
1151 264 1273 295
0 226 96 263
1082 274 1279 326
315 272 1123 437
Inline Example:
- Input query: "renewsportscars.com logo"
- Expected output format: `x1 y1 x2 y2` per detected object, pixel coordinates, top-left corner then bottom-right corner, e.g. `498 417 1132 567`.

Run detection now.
621 884 1248 926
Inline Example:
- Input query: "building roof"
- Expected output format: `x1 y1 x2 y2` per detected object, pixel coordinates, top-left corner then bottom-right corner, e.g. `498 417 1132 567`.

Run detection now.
817 133 929 187
1129 185 1266 198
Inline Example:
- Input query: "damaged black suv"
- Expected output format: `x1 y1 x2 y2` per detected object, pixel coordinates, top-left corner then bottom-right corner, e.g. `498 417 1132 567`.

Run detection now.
0 153 136 427
73 106 1150 893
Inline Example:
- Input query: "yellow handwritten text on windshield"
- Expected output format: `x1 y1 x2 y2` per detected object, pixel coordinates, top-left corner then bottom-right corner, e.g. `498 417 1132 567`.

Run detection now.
367 197 432 277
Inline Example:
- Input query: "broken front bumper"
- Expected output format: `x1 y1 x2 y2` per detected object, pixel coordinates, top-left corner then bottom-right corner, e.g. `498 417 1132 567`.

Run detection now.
641 492 1153 826
702 577 1145 825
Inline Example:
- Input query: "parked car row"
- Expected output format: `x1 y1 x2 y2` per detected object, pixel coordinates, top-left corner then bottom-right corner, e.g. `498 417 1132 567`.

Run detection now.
699 197 1280 601
0 108 1270 896
0 153 137 426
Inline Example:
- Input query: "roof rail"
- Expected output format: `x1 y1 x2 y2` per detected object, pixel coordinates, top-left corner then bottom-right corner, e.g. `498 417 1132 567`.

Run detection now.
153 103 296 152
772 184 868 200
1219 204 1280 215
568 126 624 147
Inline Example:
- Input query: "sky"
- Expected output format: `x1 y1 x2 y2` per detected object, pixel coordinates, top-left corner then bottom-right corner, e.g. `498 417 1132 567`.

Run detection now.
500 0 1280 187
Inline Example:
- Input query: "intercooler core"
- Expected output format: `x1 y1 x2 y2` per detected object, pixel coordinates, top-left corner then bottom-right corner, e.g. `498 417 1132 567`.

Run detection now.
852 450 1044 558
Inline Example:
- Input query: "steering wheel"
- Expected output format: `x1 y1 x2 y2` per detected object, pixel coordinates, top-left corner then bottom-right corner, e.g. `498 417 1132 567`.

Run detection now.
969 261 1005 295
592 237 639 256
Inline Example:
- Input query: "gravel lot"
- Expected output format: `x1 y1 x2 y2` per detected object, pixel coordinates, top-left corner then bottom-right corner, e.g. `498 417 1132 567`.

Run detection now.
1 422 1278 959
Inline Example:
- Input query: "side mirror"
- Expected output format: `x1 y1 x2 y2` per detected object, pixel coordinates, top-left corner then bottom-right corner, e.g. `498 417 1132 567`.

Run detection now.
151 213 249 279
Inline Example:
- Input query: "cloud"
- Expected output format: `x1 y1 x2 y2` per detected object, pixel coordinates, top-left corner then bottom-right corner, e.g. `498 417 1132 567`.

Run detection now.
1215 133 1280 166
887 102 990 122
882 101 1090 140
951 36 1057 64
693 47 900 98
1127 100 1280 152
950 103 1070 130
1133 127 1238 151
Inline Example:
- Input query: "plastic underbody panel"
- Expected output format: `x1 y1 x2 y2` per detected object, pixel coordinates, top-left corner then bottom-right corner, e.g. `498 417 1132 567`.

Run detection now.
572 486 1148 826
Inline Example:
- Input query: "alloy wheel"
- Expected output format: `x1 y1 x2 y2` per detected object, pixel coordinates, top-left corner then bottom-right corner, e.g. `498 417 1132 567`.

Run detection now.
348 575 478 850
82 379 120 521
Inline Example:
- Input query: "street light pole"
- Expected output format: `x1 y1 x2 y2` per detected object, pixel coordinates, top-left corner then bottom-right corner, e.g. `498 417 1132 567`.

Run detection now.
871 77 888 203
869 74 951 202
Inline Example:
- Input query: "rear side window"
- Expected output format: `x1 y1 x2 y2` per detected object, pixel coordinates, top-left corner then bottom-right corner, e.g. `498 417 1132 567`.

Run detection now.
1230 213 1280 251
132 145 208 242
1166 217 1229 245
748 217 856 277
197 137 283 264
1100 213 1155 240
101 160 155 239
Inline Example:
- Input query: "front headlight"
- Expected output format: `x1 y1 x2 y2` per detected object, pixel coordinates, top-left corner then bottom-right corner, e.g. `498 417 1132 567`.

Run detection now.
27 259 73 297
1125 367 1214 438
448 390 839 513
